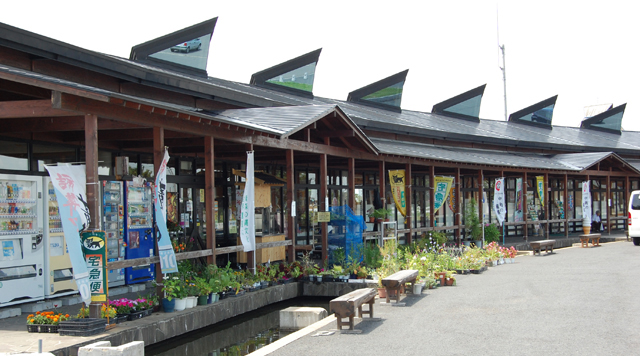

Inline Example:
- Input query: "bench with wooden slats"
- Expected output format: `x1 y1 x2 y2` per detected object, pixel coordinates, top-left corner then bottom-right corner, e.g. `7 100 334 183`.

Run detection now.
329 288 376 330
580 233 601 248
381 269 419 303
529 239 556 255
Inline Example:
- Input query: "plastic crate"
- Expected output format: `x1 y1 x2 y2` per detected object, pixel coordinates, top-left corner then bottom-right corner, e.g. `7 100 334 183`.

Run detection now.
58 318 106 337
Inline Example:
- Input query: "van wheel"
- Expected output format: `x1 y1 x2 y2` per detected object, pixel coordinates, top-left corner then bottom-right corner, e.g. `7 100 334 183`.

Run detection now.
634 238 640 246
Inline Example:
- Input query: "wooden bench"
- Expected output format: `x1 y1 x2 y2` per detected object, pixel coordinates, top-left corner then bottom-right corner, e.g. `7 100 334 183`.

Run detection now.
329 288 376 330
580 233 601 248
529 240 556 255
381 269 419 304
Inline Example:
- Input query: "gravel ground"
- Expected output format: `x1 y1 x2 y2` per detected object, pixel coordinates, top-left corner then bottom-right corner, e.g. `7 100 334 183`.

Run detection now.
266 240 640 356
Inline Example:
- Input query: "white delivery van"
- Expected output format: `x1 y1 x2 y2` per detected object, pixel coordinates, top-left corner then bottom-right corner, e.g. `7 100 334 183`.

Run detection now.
628 190 640 245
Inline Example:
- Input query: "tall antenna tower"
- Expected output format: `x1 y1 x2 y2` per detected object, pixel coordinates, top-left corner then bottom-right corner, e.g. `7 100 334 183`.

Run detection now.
497 7 507 121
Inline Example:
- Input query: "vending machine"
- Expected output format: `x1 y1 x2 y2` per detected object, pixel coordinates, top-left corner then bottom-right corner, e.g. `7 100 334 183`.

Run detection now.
0 174 44 306
43 177 76 297
123 181 155 284
102 181 125 287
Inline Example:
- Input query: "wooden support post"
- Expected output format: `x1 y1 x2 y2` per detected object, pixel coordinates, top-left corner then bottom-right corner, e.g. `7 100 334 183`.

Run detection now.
429 166 435 228
478 169 483 232
455 168 461 245
84 113 100 319
84 114 100 230
606 174 611 236
544 173 549 239
379 161 386 243
348 158 355 209
405 163 412 244
153 127 165 298
523 172 528 241
245 144 254 272
204 136 215 265
320 153 328 262
564 174 569 238
626 176 630 235
286 150 295 262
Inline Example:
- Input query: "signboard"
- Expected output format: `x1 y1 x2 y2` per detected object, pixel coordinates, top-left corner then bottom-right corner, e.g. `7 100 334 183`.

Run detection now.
317 212 331 223
493 178 506 225
154 149 178 274
582 181 591 224
433 176 454 214
81 230 107 302
388 170 406 216
536 176 545 207
239 152 255 252
515 178 523 222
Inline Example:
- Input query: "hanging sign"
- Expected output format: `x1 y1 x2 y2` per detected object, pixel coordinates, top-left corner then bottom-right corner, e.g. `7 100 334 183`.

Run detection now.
536 176 545 207
515 178 523 222
240 152 256 252
388 170 406 216
568 193 574 210
582 181 591 224
44 164 91 306
493 178 506 225
433 176 454 214
154 149 178 274
446 183 457 213
81 230 107 302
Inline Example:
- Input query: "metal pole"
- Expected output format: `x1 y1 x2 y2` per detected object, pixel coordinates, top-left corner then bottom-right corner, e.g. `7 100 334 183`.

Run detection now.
500 45 508 121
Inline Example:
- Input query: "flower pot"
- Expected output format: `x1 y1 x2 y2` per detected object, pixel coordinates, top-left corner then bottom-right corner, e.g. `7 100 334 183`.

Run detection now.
435 272 446 286
474 240 484 249
413 283 424 295
445 278 454 286
377 288 387 298
127 310 145 321
174 297 187 311
186 296 197 308
197 295 208 305
498 258 504 265
162 298 176 313
316 275 323 283
492 260 498 267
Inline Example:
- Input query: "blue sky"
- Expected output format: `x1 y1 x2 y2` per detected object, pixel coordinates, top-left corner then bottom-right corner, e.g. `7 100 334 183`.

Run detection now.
2 1 638 130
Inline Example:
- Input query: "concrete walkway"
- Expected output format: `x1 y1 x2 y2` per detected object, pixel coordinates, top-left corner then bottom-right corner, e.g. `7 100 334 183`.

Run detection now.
264 237 640 356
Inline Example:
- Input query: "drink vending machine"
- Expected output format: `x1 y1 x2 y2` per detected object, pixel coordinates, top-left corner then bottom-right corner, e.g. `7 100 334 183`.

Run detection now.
102 181 125 287
43 177 76 297
0 174 44 306
124 181 155 284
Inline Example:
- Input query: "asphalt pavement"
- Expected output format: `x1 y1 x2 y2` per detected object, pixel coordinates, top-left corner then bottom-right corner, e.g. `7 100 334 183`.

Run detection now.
261 239 640 356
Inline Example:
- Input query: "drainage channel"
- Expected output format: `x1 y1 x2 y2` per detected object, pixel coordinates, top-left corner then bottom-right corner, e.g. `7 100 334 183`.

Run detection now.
145 297 331 356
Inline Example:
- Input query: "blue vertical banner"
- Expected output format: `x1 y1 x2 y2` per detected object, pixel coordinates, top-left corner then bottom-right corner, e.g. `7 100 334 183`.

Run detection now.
155 149 178 274
240 152 255 252
44 164 92 306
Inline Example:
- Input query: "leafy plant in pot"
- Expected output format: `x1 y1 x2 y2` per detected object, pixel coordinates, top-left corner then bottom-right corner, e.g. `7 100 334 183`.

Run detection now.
370 208 391 222
464 198 483 246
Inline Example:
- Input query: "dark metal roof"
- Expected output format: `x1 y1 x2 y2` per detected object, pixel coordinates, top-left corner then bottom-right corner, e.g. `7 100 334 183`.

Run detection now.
2 21 640 159
372 138 640 174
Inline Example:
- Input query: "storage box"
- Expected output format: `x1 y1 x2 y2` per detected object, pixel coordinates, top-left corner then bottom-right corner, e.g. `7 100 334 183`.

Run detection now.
58 318 106 337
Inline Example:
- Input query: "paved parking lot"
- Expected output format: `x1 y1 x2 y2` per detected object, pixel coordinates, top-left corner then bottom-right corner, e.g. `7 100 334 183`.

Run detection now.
266 240 640 356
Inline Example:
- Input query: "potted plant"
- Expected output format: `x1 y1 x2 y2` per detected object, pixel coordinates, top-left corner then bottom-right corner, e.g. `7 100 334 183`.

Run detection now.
484 223 501 244
370 208 391 222
464 198 483 247
194 277 212 305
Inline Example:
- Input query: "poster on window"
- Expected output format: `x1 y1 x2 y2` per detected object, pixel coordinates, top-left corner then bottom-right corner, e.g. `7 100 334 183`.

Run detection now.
493 178 506 225
582 181 591 224
388 170 406 216
536 176 545 208
433 176 454 215
515 178 523 222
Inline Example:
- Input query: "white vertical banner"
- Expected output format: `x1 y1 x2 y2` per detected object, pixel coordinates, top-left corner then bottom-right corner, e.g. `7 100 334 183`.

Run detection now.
493 178 506 225
582 181 591 224
44 164 92 305
155 149 178 274
240 152 255 252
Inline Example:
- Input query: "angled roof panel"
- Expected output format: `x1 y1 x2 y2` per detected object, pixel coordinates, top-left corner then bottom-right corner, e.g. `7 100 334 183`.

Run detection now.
129 18 217 76
431 84 485 122
508 95 557 129
347 70 408 112
581 103 626 134
250 49 322 98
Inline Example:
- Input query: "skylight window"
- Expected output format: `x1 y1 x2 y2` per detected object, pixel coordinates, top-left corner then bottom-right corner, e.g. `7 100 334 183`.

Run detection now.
508 95 557 129
581 104 626 134
149 34 211 72
347 70 408 112
265 62 316 92
361 81 404 108
432 85 486 122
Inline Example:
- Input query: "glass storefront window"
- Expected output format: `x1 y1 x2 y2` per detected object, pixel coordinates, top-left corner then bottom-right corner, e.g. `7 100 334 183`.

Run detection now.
34 144 76 172
0 141 28 171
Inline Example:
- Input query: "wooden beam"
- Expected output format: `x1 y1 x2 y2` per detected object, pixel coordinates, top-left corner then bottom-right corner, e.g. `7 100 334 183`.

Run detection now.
316 130 355 138
84 114 100 230
405 163 412 244
0 99 81 118
153 126 164 297
286 149 295 263
348 157 356 209
205 136 216 264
